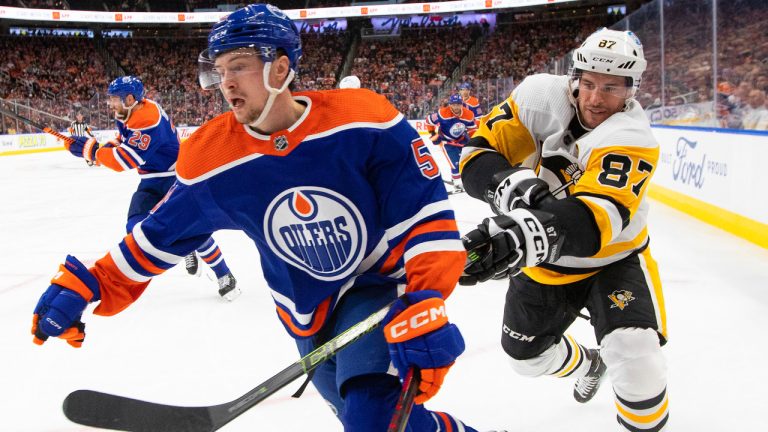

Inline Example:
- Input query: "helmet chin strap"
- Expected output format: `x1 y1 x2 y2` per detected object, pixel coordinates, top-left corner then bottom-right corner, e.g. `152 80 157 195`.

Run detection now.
116 98 140 121
249 61 295 130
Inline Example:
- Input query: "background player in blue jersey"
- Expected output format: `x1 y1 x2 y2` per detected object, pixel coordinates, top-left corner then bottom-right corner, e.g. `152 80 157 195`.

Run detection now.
458 82 482 118
425 93 476 193
63 75 239 300
32 4 489 431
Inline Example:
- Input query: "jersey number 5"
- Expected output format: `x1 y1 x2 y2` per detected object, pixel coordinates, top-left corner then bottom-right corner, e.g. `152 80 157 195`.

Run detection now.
411 139 440 179
597 154 653 196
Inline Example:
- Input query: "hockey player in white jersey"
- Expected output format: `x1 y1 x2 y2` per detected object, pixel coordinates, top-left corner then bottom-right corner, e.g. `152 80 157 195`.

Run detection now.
460 28 669 431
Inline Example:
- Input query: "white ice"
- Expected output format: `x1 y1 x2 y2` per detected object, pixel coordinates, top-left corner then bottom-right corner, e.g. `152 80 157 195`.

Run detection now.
1 150 767 432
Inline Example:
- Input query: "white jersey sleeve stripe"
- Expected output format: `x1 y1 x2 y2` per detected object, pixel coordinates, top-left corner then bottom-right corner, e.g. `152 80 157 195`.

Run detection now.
109 246 151 283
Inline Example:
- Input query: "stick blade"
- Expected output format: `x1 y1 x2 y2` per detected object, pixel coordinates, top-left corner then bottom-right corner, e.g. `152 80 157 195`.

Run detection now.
63 390 215 432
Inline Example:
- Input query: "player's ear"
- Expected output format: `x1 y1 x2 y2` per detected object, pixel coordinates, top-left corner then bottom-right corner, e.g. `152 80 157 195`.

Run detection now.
273 54 290 79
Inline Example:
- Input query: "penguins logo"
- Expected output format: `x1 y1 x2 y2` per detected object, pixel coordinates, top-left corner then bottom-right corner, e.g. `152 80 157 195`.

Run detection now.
608 290 635 310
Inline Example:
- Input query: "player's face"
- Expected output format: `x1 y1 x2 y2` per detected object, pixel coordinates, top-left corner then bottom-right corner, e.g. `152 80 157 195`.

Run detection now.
107 96 131 119
577 71 631 129
450 103 463 116
459 88 469 99
214 49 268 125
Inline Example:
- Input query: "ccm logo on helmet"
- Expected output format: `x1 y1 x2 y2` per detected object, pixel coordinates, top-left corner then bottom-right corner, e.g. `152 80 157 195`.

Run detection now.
385 298 448 342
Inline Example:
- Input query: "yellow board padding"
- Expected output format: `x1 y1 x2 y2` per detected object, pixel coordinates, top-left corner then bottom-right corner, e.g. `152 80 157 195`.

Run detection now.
647 184 768 249
0 146 65 156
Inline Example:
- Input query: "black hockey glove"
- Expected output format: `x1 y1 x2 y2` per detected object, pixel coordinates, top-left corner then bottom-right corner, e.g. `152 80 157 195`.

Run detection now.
487 167 555 215
460 208 564 285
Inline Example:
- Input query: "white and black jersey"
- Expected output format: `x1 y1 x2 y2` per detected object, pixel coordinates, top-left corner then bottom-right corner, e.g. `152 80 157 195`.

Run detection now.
68 121 93 137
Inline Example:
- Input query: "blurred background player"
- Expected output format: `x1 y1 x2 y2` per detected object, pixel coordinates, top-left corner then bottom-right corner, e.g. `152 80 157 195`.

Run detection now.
458 82 482 119
459 28 669 431
63 75 239 300
68 111 95 166
31 4 489 431
425 93 476 193
338 75 361 89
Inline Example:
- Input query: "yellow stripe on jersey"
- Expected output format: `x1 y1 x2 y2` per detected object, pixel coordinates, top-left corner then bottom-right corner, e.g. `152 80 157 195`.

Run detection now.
577 195 622 248
638 247 668 341
576 145 659 218
459 97 537 172
592 227 648 259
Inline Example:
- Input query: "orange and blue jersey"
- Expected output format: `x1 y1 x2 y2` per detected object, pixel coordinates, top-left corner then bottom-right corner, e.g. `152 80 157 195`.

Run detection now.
83 89 466 339
463 95 481 118
425 106 476 147
94 99 179 180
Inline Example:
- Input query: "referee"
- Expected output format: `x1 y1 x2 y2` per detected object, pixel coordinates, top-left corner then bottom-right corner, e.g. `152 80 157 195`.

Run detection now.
68 111 95 166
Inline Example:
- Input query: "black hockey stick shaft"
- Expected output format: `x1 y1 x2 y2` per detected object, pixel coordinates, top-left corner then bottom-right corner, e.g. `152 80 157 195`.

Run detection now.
387 367 421 432
63 297 398 432
0 106 74 144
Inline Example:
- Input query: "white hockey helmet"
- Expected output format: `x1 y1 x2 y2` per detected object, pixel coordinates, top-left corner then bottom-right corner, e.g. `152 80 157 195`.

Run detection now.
571 28 646 95
339 75 361 89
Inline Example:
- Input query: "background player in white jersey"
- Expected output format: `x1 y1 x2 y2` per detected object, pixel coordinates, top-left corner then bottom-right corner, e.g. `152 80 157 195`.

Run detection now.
459 28 669 431
31 4 489 431
62 76 239 300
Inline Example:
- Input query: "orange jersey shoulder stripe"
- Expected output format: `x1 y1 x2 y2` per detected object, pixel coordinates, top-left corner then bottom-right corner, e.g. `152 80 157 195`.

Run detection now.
464 96 479 107
438 106 475 122
178 90 402 181
125 100 162 130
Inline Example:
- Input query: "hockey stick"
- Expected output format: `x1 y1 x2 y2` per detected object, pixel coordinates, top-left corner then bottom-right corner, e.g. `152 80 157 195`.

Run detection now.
0 106 73 144
62 297 399 432
387 367 421 432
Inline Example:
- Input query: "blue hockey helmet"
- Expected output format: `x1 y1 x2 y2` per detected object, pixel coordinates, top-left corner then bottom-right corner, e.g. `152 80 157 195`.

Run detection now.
107 76 145 102
199 3 302 89
459 82 471 90
448 93 463 105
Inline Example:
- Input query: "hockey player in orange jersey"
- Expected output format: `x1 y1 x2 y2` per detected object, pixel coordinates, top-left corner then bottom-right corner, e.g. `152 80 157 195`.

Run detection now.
32 4 495 431
425 93 476 193
62 76 240 300
460 28 669 431
458 82 482 119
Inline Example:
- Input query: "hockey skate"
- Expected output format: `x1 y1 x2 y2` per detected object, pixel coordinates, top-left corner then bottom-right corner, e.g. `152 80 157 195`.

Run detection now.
573 348 607 403
184 252 200 276
218 273 241 301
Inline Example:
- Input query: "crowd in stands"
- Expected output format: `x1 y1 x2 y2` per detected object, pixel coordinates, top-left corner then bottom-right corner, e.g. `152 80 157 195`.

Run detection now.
350 24 483 119
0 36 108 127
293 30 350 91
461 15 611 115
1 0 766 135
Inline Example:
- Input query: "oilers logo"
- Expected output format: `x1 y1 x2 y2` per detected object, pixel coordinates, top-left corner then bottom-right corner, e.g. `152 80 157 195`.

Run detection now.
449 122 467 139
265 187 367 281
